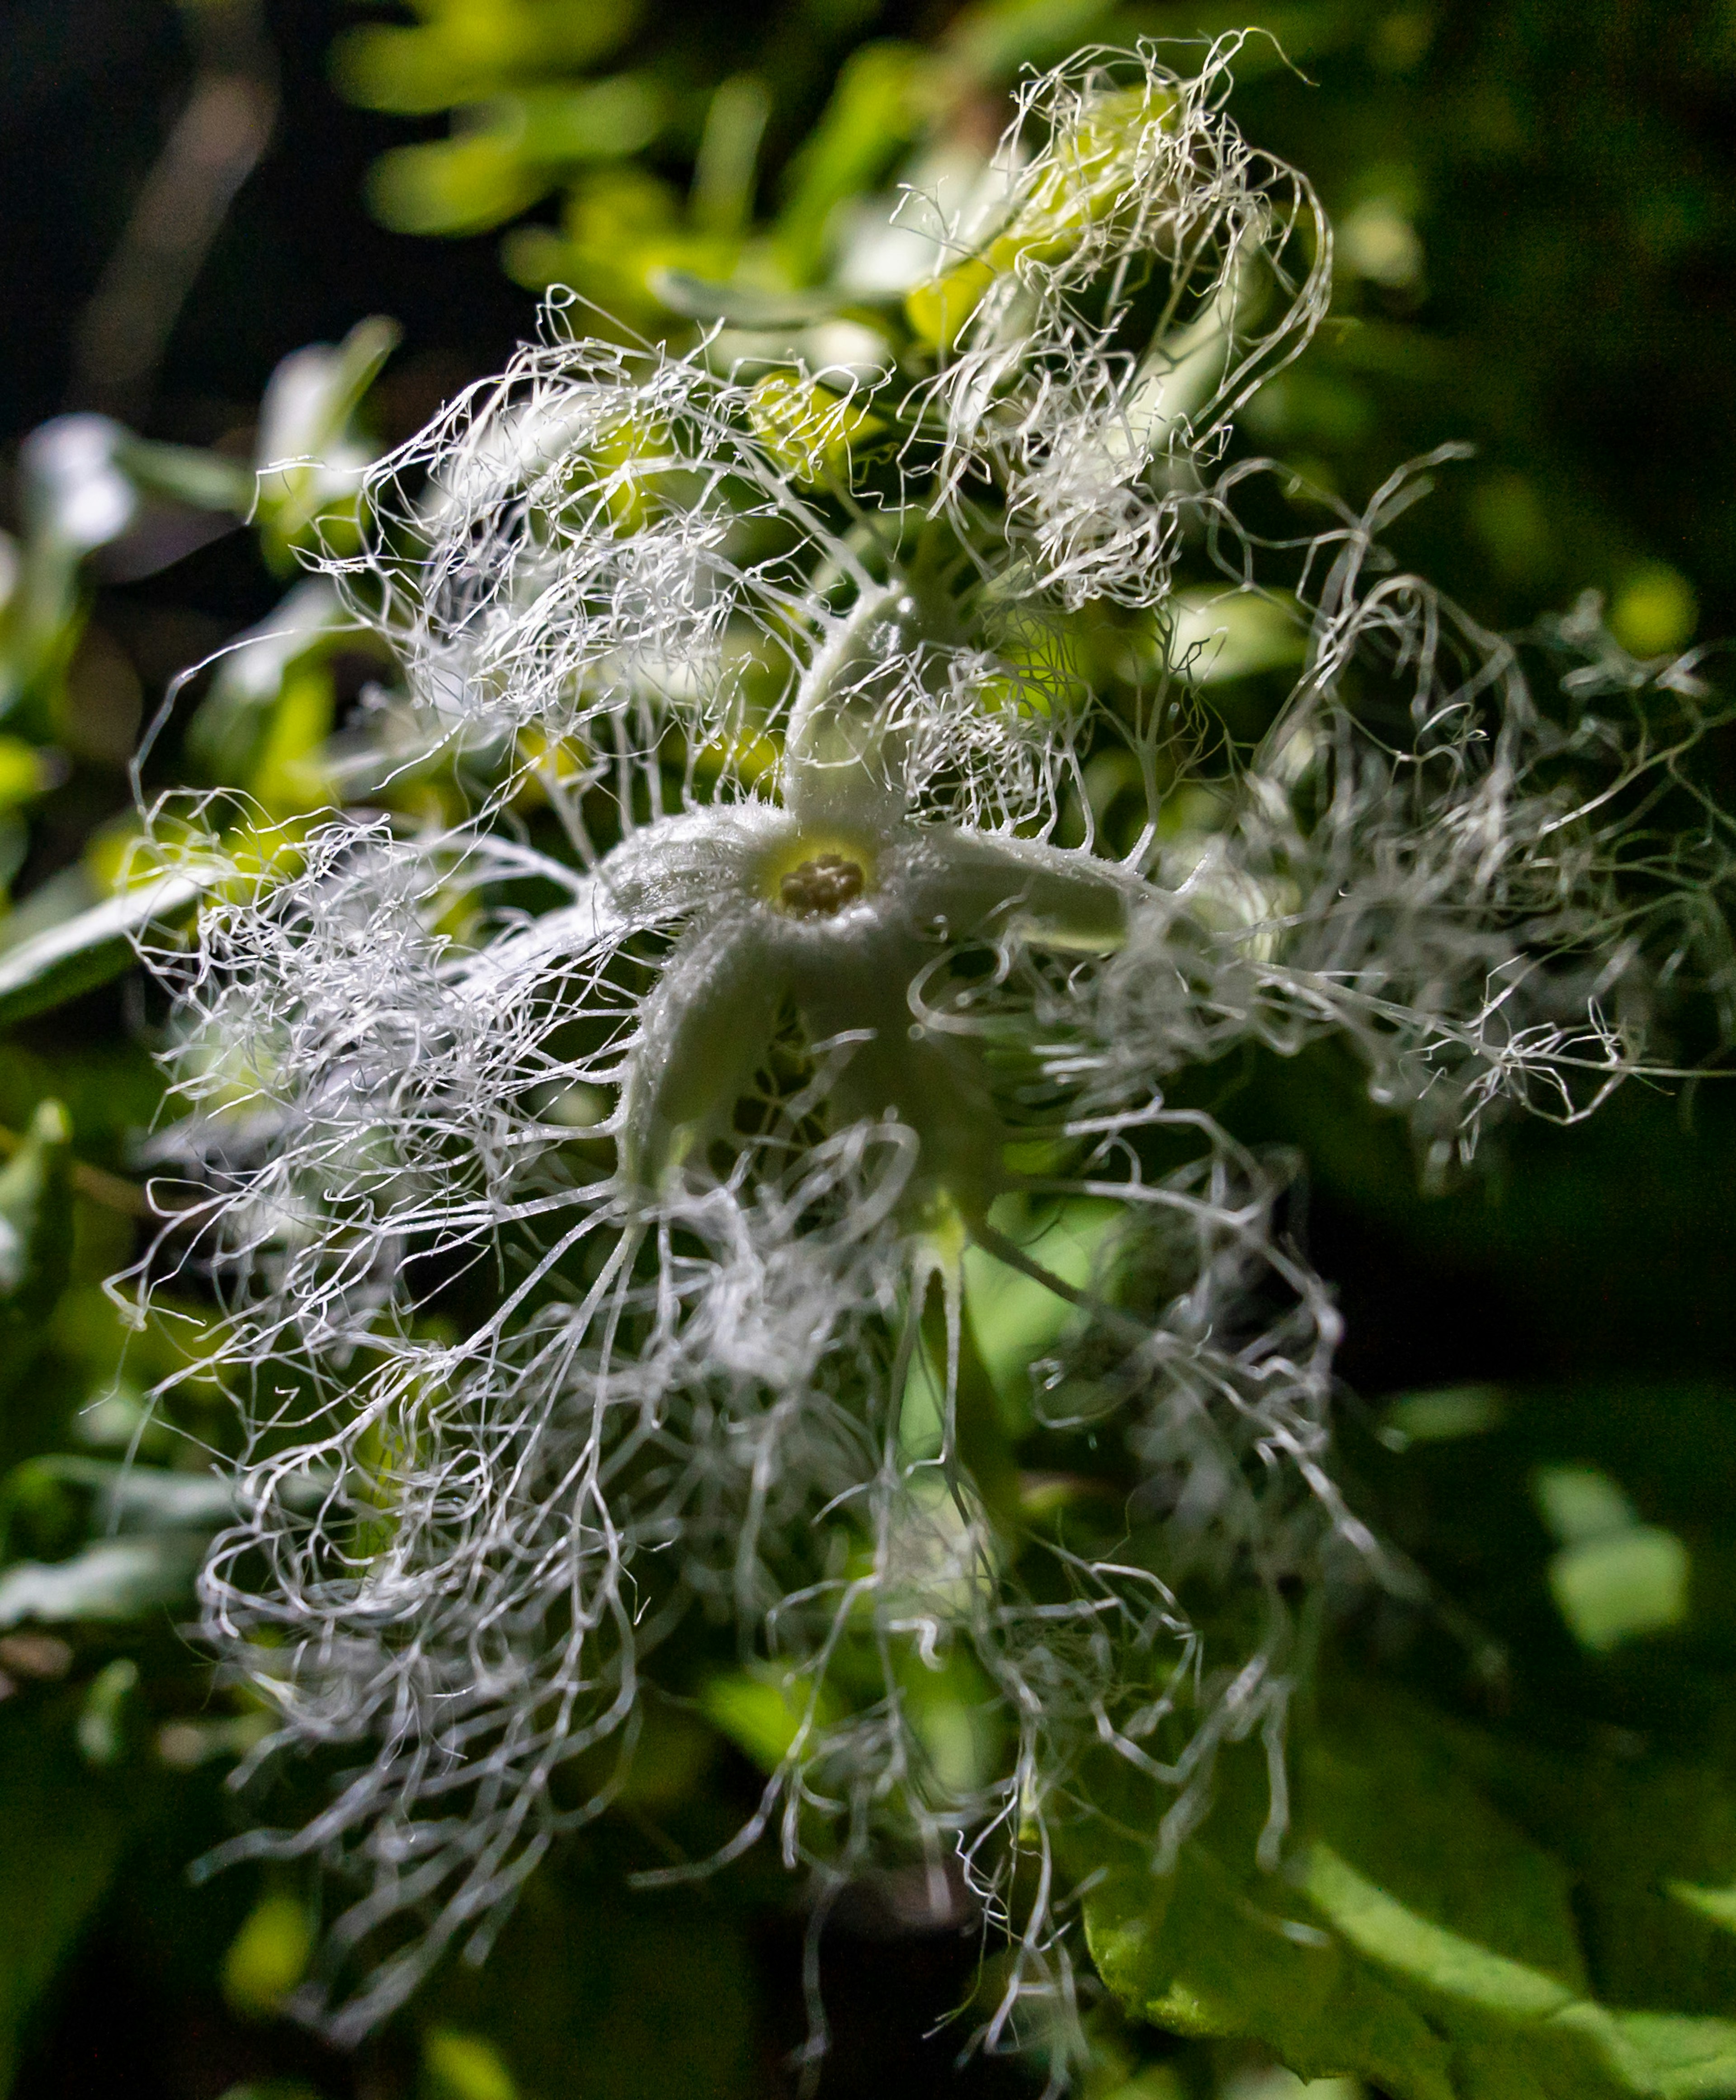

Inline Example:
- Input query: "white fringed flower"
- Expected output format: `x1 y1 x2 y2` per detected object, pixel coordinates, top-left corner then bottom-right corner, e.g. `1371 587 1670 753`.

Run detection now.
132 42 1732 2072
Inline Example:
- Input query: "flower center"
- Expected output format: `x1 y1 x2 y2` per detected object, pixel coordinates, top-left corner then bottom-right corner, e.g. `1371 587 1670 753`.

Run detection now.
778 852 866 918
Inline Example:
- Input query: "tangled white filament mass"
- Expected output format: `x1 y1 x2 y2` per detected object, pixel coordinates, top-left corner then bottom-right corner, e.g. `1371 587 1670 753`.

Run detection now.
131 39 1732 2067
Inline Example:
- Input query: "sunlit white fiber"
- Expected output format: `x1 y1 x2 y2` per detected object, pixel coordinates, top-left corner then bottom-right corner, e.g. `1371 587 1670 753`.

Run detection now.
326 326 827 766
137 769 1353 2050
127 42 1735 2080
1062 456 1736 1171
906 38 1330 610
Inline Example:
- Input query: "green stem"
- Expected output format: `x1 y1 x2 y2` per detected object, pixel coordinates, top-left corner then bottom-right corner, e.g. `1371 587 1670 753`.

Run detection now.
919 1274 1024 1544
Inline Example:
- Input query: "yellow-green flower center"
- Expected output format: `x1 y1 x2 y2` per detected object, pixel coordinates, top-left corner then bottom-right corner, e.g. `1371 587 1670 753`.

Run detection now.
777 852 866 918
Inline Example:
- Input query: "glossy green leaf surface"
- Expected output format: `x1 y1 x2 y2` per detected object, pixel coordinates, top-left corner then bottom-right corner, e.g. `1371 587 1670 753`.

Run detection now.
0 1536 206 1629
0 1098 72 1321
1084 1685 1736 2100
0 875 202 1028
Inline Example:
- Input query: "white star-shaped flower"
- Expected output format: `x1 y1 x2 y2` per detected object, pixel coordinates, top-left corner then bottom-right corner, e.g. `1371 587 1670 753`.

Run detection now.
595 581 1134 1213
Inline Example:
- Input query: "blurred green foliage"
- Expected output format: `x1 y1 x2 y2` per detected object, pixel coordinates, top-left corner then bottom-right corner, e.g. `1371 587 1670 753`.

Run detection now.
1 1 1735 2095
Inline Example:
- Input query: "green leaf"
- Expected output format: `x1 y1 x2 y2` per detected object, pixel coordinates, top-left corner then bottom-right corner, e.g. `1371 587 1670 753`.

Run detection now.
691 75 772 240
0 1095 73 1411
0 872 202 1027
0 737 52 818
330 0 642 115
1444 1729 1736 2023
1081 1684 1736 2099
0 1098 73 1336
1298 1694 1590 2005
1534 1462 1644 1544
962 1195 1120 1425
252 318 401 565
422 2029 520 2100
365 136 554 237
3 1455 241 1548
246 663 337 818
185 579 354 785
75 1656 140 1768
1082 1758 1457 2100
0 1703 130 2094
1670 1880 1736 1935
1547 1528 1691 1653
1346 1375 1736 1750
0 1535 206 1629
260 318 401 471
646 270 840 326
1168 589 1308 686
499 77 664 164
222 1895 316 2018
700 1668 836 1773
1383 1385 1508 1443
1530 1462 1692 1652
115 435 253 515
774 43 934 283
